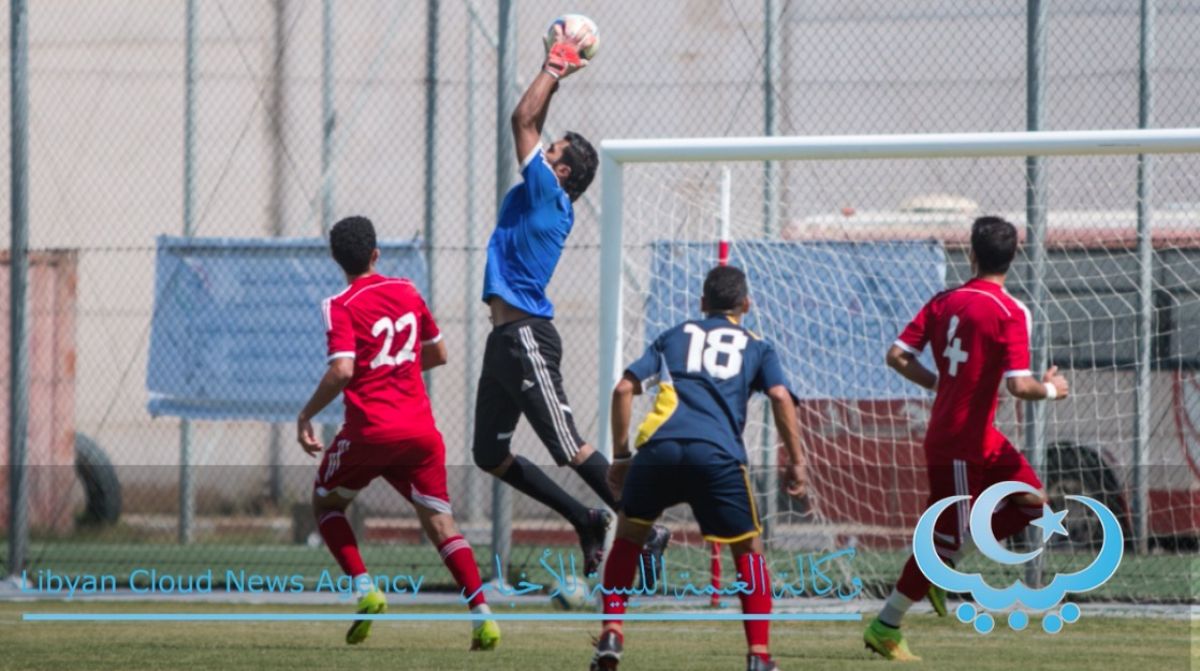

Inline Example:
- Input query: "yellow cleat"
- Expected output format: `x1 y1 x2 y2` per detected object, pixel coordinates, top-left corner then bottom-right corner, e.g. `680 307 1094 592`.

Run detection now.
470 619 501 651
928 585 948 617
345 589 387 645
863 618 921 661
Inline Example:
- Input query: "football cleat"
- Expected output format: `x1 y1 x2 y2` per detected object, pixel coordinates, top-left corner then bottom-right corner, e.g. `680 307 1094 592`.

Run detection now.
636 524 672 592
927 585 948 617
345 588 386 645
746 653 780 671
470 619 501 651
579 508 613 578
863 618 921 662
589 630 623 671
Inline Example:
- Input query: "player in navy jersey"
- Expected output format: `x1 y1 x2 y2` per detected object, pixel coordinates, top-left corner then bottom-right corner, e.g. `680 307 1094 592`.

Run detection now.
472 28 668 576
863 217 1069 661
590 266 808 671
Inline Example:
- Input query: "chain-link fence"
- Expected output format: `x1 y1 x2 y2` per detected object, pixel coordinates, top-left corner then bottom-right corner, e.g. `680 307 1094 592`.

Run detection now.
2 1 1197 603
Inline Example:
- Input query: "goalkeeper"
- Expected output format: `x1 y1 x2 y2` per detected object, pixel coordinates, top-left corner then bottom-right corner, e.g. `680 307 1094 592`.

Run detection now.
591 266 807 671
472 25 669 577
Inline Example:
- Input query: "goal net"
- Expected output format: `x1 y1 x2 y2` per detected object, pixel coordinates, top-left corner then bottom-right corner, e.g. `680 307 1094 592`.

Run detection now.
600 130 1200 605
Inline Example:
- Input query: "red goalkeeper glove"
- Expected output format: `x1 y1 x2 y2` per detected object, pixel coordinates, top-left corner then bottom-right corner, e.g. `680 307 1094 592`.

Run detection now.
543 41 587 80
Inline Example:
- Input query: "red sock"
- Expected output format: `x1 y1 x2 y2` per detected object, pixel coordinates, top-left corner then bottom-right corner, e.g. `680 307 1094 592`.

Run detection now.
735 553 772 656
992 503 1042 541
317 511 366 577
895 554 931 601
602 537 641 628
438 535 487 607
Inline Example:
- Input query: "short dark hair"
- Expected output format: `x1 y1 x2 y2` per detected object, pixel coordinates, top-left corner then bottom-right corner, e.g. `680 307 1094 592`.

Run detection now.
971 215 1018 275
559 131 597 202
330 216 376 275
703 265 749 313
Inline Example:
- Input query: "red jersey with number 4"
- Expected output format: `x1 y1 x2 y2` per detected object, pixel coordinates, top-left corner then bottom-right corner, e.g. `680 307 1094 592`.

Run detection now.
895 278 1032 463
322 274 442 443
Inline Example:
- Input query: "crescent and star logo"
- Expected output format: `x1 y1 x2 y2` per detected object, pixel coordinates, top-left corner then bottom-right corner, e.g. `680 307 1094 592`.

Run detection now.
913 480 1125 635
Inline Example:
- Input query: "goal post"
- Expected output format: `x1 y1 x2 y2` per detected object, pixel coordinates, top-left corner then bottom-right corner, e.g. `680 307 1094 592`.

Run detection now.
596 127 1200 603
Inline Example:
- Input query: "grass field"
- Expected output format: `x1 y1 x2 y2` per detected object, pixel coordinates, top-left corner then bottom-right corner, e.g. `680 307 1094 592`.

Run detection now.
3 601 1195 670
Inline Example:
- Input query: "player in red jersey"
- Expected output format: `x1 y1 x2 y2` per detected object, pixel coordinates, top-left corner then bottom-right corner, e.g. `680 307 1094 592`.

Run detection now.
297 216 499 650
863 216 1069 661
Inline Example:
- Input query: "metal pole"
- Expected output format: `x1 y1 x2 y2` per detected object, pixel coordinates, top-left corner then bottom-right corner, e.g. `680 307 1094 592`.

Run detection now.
763 0 780 237
178 0 198 545
1023 0 1048 587
423 0 438 401
1133 0 1155 556
319 0 338 449
8 0 31 577
320 0 335 234
760 0 782 540
491 0 515 580
465 11 483 526
266 0 288 507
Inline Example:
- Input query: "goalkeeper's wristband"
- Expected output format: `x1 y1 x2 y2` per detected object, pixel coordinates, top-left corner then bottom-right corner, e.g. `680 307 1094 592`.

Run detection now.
541 66 560 80
612 453 633 462
1044 382 1058 400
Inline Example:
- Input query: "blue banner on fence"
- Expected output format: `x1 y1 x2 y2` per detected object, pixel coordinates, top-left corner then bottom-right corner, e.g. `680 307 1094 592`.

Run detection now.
146 236 428 422
645 240 944 400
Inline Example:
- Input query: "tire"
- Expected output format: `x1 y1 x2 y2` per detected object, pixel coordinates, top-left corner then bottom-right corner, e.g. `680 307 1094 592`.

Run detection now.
74 432 122 526
1043 441 1131 550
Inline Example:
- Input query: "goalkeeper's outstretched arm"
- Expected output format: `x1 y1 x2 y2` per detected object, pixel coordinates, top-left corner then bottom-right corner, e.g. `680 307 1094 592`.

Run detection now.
510 72 558 163
511 29 588 163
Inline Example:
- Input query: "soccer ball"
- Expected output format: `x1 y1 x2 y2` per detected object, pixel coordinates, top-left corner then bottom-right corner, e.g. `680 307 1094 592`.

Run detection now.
543 14 600 61
549 577 593 611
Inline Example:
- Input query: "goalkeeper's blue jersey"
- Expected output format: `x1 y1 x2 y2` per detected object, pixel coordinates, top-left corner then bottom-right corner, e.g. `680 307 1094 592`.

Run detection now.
624 315 792 464
481 146 574 319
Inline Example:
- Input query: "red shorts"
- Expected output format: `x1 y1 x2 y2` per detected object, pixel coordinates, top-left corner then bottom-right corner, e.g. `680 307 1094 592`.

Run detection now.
925 440 1043 551
313 431 452 514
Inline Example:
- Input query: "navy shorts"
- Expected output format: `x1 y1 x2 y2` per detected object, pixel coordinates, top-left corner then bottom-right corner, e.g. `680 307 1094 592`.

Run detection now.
621 440 761 543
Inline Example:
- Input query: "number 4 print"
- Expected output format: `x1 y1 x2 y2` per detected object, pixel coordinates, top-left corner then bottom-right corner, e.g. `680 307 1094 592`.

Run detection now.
943 315 968 376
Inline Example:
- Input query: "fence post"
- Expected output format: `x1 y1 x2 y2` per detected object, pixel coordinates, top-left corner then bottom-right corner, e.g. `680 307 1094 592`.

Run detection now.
490 0 516 581
178 0 198 546
8 0 31 577
1023 0 1048 588
1133 0 1155 556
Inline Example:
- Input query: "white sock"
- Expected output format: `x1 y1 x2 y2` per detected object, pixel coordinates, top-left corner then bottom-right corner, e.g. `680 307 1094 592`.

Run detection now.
353 573 374 598
470 603 492 630
878 588 914 628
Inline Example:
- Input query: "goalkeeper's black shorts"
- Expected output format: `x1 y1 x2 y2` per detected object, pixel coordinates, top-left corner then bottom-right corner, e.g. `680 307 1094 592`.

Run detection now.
472 317 587 469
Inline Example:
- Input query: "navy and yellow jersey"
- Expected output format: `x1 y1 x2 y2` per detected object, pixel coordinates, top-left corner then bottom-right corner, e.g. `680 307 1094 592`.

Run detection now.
624 315 792 464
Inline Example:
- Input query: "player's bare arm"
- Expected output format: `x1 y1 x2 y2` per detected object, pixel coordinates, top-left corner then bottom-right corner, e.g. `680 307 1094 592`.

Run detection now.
1006 364 1069 401
296 357 354 456
511 25 590 162
767 384 807 499
511 73 559 162
885 343 937 390
607 373 642 496
420 339 448 371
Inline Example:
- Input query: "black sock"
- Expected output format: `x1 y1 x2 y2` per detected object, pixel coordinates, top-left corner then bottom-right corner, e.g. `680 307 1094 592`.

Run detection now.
572 451 618 510
499 456 590 528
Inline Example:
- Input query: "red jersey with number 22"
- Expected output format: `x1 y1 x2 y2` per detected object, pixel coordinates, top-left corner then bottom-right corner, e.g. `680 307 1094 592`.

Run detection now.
322 274 442 443
895 278 1032 464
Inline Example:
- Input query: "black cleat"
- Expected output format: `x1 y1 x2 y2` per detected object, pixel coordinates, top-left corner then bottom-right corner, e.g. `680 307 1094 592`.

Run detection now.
746 653 779 671
589 630 623 671
636 524 672 592
579 508 613 578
